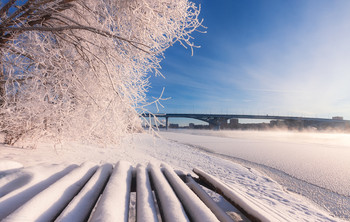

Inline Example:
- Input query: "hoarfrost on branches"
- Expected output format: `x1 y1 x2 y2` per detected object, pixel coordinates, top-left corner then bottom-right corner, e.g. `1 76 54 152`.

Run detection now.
0 0 202 146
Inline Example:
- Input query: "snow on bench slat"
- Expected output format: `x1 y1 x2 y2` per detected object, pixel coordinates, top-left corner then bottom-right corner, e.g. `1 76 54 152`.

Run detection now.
3 162 98 222
193 168 292 222
136 164 158 222
0 170 32 199
56 163 113 222
161 164 219 222
185 175 234 222
90 161 133 222
148 163 189 222
0 164 78 220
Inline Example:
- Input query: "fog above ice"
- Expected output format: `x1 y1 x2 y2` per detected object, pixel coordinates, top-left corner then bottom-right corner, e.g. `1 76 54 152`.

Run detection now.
172 129 350 148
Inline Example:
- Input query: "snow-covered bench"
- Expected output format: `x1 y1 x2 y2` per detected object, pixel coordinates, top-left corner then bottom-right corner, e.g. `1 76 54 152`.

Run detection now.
0 161 264 222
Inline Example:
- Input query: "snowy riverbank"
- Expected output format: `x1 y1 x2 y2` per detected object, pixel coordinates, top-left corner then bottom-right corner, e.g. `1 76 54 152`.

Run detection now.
0 132 346 221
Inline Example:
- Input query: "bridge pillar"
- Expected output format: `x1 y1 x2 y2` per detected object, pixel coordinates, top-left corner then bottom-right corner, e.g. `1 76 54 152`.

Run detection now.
165 117 169 130
210 117 228 130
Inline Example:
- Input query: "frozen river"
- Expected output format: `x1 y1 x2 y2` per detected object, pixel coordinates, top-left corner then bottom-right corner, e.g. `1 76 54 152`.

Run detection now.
159 129 350 219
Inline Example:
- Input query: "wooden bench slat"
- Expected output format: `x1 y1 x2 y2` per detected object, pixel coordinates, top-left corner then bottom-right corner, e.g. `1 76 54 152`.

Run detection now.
148 163 189 222
0 164 77 220
0 160 261 222
161 164 219 222
194 168 274 222
136 165 158 222
185 175 235 222
90 161 133 222
56 163 113 222
4 162 98 222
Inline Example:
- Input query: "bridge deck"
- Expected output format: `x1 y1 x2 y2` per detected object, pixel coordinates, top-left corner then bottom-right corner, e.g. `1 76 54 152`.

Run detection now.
142 113 349 123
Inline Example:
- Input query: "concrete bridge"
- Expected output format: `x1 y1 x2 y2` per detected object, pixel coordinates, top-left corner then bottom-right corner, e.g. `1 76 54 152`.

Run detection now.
141 113 350 130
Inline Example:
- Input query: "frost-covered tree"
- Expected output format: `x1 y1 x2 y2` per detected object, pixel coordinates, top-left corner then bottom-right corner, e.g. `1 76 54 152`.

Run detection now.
0 0 202 145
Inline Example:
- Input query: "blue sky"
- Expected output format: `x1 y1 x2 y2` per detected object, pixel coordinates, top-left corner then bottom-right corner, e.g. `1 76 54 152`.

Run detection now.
147 0 350 121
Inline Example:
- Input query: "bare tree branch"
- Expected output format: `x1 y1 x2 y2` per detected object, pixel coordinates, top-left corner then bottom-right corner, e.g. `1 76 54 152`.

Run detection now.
0 25 151 52
0 0 17 18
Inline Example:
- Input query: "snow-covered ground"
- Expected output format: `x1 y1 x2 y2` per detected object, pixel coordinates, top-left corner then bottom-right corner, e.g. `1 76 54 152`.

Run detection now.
0 131 347 221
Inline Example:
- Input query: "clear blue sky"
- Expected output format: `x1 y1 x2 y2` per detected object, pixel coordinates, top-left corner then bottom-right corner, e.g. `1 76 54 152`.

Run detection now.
147 0 350 121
